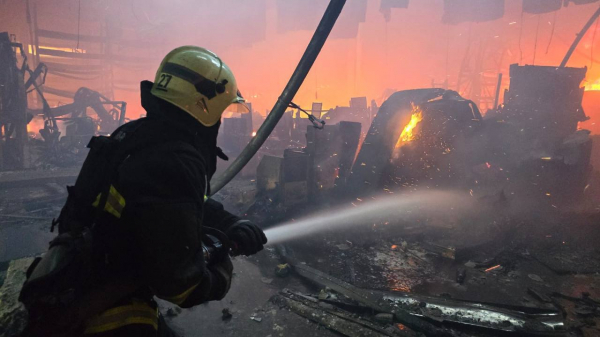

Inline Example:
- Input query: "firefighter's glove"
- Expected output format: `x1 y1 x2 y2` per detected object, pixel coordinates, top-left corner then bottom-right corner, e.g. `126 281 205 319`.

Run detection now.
226 220 267 256
208 255 233 301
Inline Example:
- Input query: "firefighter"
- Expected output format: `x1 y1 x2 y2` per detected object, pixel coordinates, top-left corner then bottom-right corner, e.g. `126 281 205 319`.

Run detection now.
22 46 267 337
90 46 266 336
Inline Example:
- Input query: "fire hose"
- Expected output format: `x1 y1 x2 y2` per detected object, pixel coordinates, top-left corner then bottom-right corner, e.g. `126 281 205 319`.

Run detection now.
201 226 239 264
209 0 346 195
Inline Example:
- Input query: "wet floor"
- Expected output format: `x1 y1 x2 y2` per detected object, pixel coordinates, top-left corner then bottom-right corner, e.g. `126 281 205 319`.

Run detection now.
161 254 339 337
0 224 55 262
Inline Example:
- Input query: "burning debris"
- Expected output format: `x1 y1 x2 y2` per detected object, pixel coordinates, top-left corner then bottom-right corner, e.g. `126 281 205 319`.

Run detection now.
395 103 423 146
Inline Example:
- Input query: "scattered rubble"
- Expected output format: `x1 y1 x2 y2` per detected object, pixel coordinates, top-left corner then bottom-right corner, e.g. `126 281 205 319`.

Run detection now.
528 274 544 283
250 315 263 323
0 257 34 337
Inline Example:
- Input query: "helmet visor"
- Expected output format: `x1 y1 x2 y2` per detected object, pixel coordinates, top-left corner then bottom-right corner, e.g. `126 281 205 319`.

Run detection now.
223 89 249 114
224 101 250 115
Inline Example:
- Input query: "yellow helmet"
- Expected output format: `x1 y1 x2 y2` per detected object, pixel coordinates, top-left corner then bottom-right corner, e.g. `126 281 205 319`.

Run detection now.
151 46 245 127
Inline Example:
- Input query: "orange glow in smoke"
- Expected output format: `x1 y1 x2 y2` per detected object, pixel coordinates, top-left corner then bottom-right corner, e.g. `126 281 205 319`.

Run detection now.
390 284 411 292
10 0 600 137
391 245 398 250
395 103 423 148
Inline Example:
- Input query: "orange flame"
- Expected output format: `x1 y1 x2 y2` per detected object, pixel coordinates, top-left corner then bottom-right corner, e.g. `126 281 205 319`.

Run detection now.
395 103 423 148
585 79 600 91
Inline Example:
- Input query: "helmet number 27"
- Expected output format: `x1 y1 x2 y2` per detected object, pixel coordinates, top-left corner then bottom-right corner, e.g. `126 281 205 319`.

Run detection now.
156 74 173 91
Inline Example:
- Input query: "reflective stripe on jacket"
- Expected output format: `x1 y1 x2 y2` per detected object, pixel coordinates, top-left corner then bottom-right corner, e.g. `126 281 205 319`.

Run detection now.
84 299 158 334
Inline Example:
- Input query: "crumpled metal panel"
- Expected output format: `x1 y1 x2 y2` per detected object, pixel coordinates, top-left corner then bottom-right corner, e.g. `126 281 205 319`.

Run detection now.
383 292 564 333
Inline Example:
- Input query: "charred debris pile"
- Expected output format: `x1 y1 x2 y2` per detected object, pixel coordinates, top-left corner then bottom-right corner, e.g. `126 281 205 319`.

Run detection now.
214 63 600 336
0 31 126 172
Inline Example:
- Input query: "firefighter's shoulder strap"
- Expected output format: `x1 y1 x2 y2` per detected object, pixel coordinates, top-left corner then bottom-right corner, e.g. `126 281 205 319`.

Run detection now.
56 118 196 234
53 123 137 234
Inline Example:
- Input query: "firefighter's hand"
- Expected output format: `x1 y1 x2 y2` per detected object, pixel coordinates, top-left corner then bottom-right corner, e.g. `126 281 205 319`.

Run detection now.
226 220 267 256
208 255 233 301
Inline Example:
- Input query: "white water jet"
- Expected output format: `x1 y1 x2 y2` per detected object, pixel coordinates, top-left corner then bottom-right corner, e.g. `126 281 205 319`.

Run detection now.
264 190 472 245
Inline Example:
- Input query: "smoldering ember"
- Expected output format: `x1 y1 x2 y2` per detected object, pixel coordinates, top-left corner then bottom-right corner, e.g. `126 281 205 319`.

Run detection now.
3 1 600 336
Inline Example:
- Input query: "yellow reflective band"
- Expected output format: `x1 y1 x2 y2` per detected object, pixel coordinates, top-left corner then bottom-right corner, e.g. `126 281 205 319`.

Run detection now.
157 282 199 306
92 185 126 218
92 194 101 207
84 302 158 334
204 195 208 201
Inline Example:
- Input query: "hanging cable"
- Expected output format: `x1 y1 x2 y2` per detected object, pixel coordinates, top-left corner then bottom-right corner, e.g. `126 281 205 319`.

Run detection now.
518 10 524 64
76 0 81 51
384 19 389 88
591 18 599 70
533 14 541 65
445 26 450 88
130 0 141 23
545 11 557 54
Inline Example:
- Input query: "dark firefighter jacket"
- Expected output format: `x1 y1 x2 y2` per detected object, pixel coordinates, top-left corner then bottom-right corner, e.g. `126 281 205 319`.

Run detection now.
82 81 239 335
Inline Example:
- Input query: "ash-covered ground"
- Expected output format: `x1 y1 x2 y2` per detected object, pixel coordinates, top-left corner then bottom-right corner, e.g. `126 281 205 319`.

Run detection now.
169 177 600 336
2 167 600 336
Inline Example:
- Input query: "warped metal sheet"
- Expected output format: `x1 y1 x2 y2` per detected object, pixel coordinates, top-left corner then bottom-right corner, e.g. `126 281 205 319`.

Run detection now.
384 293 564 333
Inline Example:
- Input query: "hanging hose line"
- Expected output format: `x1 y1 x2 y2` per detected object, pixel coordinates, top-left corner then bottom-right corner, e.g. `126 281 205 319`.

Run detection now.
209 0 346 195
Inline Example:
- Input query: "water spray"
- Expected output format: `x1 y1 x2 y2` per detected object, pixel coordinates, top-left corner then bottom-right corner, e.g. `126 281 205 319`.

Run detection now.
263 190 472 245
